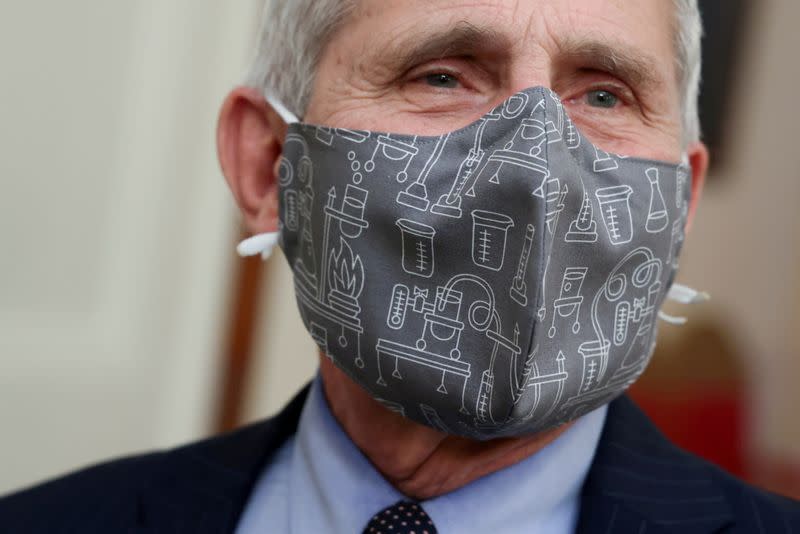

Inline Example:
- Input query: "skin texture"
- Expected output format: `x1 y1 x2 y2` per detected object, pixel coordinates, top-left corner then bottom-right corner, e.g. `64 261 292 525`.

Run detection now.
218 0 709 501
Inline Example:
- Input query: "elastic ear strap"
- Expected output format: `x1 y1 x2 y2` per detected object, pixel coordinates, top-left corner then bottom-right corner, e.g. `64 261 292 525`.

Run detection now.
237 232 280 260
265 94 300 125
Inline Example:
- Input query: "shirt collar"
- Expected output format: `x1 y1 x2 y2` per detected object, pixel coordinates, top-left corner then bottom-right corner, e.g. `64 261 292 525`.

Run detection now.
290 373 607 533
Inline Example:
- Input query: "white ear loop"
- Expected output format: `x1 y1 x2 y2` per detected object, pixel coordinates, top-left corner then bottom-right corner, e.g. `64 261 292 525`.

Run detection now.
237 232 280 260
234 96 297 262
265 94 300 125
658 283 710 325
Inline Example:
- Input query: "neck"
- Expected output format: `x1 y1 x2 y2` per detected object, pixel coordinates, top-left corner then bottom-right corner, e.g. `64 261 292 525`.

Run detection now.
319 355 574 500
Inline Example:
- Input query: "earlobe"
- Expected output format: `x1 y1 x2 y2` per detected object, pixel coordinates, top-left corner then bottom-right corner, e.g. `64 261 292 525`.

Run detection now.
217 86 287 233
685 141 709 233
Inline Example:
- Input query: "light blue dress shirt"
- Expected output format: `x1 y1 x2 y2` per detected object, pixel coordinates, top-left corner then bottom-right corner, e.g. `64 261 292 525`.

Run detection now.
235 374 607 534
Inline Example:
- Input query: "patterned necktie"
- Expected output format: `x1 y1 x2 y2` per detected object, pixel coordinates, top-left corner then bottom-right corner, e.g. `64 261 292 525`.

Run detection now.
361 500 438 534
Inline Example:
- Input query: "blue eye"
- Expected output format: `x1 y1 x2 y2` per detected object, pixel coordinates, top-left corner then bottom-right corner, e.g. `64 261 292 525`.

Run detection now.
425 73 459 89
586 89 619 108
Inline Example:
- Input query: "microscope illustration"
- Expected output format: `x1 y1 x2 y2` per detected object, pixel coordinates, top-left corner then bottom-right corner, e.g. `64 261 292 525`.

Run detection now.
396 104 505 220
430 110 502 218
562 247 664 419
376 274 505 415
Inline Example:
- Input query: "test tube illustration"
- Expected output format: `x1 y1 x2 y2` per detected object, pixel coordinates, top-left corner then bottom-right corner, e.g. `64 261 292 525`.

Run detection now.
396 219 436 278
471 210 515 271
645 168 669 234
595 185 634 246
510 224 536 306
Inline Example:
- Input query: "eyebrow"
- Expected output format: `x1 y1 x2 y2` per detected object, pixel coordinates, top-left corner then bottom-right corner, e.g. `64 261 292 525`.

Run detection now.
374 21 512 75
368 21 667 93
555 37 666 91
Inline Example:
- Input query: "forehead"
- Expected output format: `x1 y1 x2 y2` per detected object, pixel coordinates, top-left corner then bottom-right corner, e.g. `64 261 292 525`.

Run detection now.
339 0 676 81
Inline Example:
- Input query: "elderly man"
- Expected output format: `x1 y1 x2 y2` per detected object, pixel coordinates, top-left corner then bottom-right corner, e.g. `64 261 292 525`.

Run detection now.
2 0 799 532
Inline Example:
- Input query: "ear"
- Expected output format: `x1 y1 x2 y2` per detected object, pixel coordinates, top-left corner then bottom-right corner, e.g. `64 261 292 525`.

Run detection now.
217 86 288 233
684 141 709 234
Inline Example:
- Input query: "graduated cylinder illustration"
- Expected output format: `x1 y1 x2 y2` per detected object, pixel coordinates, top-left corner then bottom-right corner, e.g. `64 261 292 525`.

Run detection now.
471 210 515 271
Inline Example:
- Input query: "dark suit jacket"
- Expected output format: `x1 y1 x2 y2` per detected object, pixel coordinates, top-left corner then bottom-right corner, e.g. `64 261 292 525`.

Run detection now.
1 386 798 533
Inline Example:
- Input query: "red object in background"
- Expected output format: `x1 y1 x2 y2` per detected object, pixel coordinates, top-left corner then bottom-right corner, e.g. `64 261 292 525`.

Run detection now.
628 384 747 479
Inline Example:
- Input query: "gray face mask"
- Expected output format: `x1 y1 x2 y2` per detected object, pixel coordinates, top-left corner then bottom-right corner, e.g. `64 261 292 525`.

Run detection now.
239 86 703 440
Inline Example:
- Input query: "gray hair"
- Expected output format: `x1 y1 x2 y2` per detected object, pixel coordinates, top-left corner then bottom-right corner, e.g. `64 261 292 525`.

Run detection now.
246 0 703 144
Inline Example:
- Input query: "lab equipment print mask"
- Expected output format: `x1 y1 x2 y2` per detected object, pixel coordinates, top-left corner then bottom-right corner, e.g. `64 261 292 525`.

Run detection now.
275 87 692 440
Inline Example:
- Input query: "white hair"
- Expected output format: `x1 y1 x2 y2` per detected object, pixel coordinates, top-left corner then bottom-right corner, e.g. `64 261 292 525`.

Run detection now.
246 0 703 144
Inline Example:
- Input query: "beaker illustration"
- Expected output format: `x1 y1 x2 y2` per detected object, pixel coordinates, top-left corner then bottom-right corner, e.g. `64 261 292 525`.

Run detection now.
471 210 515 271
578 339 610 392
645 168 669 234
396 219 436 278
595 185 634 246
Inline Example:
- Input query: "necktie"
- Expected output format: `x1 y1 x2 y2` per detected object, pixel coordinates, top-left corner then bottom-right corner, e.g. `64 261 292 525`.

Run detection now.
361 500 438 534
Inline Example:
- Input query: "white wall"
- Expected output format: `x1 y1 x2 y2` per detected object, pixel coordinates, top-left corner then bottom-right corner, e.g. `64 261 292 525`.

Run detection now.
0 1 259 494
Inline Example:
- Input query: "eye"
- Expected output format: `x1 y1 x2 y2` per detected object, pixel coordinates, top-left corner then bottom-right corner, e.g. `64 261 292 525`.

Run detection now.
424 72 460 89
586 89 619 109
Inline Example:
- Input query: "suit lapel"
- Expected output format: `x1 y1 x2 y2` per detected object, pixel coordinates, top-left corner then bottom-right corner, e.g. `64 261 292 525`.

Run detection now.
576 395 734 534
133 384 311 534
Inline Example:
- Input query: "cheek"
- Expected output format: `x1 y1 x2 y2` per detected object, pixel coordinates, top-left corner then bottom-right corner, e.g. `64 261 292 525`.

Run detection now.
565 109 683 162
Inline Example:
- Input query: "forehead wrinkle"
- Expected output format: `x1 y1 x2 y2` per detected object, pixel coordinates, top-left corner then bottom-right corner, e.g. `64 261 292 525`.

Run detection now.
367 20 513 75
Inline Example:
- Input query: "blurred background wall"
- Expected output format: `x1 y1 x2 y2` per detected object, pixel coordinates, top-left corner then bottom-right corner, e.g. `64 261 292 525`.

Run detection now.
1 0 798 498
0 0 259 494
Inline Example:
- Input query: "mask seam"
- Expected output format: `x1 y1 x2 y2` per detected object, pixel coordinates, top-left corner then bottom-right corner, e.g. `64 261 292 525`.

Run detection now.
506 86 550 427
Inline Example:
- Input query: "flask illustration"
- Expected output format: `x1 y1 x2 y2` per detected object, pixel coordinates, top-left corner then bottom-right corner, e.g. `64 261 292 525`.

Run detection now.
645 168 669 234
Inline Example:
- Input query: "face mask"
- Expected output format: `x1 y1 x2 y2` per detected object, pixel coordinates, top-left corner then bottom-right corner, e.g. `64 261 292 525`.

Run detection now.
238 87 708 440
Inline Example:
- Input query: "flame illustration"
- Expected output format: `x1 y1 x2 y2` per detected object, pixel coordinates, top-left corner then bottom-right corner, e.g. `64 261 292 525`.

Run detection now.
328 237 364 298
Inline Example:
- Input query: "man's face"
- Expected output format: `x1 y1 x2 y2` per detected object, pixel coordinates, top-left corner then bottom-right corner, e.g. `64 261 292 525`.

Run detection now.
305 0 683 161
